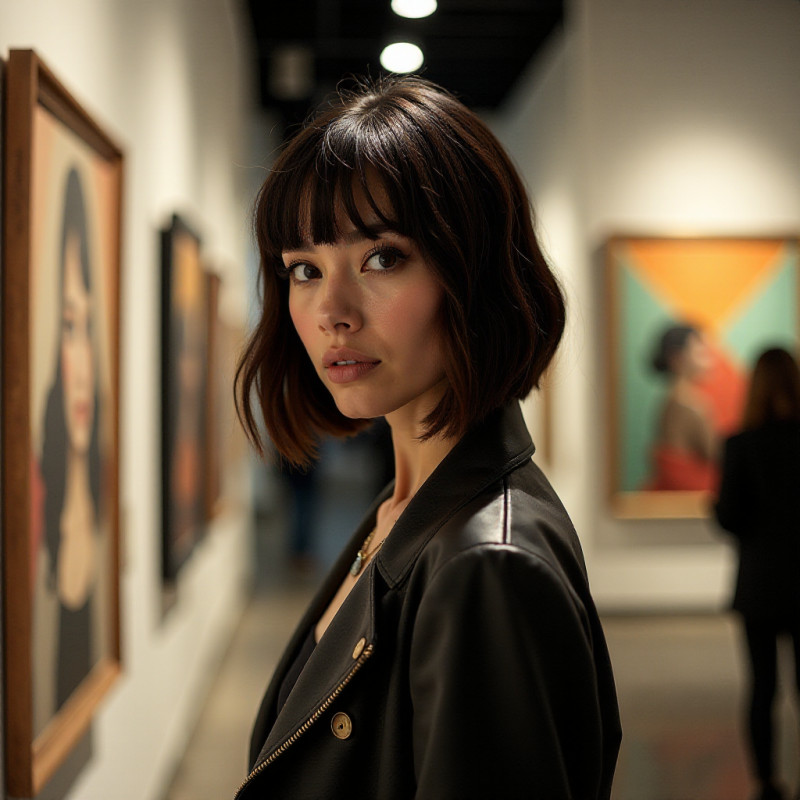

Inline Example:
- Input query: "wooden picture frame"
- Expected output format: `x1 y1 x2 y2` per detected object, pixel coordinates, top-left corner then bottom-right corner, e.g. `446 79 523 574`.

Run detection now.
161 215 208 581
204 270 222 520
0 53 6 789
606 235 800 518
215 315 249 508
2 50 123 796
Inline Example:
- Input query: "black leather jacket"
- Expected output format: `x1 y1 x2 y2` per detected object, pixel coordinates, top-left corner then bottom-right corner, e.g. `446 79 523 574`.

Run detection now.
238 403 621 800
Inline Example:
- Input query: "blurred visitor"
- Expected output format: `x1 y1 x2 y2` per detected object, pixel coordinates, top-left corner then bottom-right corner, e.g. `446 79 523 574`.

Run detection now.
714 346 800 800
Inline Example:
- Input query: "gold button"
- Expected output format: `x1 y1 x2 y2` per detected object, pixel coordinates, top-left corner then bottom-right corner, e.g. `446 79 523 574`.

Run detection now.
352 637 366 659
331 712 352 740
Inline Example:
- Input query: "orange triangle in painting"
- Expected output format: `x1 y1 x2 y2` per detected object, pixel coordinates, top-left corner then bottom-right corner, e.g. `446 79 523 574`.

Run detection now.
626 240 785 330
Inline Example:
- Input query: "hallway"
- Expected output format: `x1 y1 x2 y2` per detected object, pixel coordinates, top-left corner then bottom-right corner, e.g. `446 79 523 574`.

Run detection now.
164 582 800 800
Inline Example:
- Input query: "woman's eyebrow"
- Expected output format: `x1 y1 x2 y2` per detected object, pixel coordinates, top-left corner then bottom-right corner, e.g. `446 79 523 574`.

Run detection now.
286 224 399 253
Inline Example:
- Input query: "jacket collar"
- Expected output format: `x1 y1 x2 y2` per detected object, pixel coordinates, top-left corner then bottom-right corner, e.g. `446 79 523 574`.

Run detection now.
252 402 534 768
376 401 534 588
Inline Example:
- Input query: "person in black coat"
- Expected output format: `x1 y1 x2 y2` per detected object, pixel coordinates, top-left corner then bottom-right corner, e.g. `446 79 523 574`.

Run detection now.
235 75 620 799
714 347 800 800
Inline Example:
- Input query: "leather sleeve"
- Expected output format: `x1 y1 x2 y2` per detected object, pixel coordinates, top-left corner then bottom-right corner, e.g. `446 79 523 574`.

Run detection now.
714 436 752 537
409 544 607 800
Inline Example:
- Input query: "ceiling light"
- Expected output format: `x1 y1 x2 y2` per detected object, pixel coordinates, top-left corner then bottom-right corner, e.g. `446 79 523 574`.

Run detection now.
380 42 424 73
391 0 437 19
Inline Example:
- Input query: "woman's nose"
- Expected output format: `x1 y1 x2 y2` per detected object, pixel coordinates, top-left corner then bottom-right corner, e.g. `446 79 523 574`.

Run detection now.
316 274 363 333
76 333 93 384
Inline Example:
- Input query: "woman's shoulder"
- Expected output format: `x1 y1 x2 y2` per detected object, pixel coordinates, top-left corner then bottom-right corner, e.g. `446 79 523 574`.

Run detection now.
726 420 800 449
417 459 587 596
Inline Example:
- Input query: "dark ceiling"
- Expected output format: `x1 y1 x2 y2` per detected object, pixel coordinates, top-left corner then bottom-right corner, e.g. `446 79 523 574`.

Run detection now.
244 0 564 132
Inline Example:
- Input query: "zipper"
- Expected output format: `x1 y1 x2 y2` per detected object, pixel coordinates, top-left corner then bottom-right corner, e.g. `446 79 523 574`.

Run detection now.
232 643 374 799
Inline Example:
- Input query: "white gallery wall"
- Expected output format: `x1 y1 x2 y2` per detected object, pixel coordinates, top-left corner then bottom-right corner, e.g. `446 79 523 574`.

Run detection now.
494 0 800 611
0 1 258 798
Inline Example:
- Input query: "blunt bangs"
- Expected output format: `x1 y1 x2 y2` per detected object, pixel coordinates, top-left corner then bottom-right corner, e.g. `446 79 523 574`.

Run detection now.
260 83 467 265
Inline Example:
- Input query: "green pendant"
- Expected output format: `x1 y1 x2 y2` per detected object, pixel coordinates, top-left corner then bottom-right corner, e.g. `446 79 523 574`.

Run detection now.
350 552 365 577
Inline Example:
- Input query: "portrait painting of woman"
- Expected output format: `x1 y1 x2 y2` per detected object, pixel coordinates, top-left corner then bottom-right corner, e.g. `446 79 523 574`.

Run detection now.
646 323 719 491
30 164 115 736
3 49 122 797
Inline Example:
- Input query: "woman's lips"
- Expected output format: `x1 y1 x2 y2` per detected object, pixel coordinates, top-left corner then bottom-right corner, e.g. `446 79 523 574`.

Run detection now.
322 348 380 383
326 359 380 384
72 400 92 424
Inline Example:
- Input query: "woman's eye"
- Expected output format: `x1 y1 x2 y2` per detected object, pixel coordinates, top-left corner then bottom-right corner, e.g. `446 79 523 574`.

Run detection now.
365 247 404 272
289 262 319 283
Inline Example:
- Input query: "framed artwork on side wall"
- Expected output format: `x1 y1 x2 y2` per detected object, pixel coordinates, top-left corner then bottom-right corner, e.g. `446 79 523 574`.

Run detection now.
204 270 222 520
2 49 123 796
161 215 208 581
215 314 250 507
0 53 6 788
606 235 800 519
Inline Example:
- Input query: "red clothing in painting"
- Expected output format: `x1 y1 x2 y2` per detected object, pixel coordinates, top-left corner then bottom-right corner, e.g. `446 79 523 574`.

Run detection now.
648 445 718 492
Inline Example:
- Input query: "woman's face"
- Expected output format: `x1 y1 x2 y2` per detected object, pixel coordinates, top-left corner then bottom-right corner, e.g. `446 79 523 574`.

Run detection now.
284 189 448 428
61 232 95 454
672 332 712 380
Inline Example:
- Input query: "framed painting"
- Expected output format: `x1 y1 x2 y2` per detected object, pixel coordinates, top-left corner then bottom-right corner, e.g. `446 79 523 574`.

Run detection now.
2 50 123 795
0 53 6 789
161 215 208 580
606 235 800 518
205 270 222 520
216 315 249 507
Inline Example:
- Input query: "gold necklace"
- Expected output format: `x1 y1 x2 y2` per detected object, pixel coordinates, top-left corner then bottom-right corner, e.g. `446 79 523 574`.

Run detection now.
349 528 385 577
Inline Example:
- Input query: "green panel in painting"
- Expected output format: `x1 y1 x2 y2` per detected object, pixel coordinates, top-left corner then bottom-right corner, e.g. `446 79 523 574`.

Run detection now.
619 258 676 491
722 250 798 368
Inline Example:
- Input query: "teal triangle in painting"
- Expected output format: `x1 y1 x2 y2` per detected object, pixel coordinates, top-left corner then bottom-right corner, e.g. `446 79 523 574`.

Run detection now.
721 252 798 369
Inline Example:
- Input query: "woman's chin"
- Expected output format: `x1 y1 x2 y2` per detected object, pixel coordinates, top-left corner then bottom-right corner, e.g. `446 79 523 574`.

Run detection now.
67 430 92 457
334 402 379 422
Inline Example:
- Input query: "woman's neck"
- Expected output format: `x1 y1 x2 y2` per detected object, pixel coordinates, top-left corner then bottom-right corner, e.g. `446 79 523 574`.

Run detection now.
384 399 457 514
57 449 97 608
63 449 93 530
672 374 700 401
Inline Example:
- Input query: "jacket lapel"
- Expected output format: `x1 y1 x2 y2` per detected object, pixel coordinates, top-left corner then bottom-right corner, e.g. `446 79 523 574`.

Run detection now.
254 558 377 765
249 485 391 768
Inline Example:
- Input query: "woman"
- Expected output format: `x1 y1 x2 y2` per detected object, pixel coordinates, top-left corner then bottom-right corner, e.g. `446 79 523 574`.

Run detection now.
36 166 103 720
648 323 718 490
235 76 620 799
714 347 800 800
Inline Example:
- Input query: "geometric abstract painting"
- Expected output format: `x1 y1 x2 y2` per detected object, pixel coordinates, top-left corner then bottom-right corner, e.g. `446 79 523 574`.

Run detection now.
606 236 798 517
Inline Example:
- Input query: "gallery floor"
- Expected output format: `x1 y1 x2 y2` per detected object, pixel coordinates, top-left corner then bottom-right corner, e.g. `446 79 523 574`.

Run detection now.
163 573 800 800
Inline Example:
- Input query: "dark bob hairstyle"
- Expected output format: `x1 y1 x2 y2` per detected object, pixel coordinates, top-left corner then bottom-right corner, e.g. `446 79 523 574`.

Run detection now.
236 75 566 466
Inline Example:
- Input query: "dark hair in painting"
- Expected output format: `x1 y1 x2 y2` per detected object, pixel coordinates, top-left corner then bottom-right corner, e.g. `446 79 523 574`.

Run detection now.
41 166 102 582
651 324 700 375
743 347 800 430
236 75 566 466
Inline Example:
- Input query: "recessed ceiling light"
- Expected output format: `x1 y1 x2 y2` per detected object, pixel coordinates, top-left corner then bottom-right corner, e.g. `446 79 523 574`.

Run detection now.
380 42 424 73
391 0 437 20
